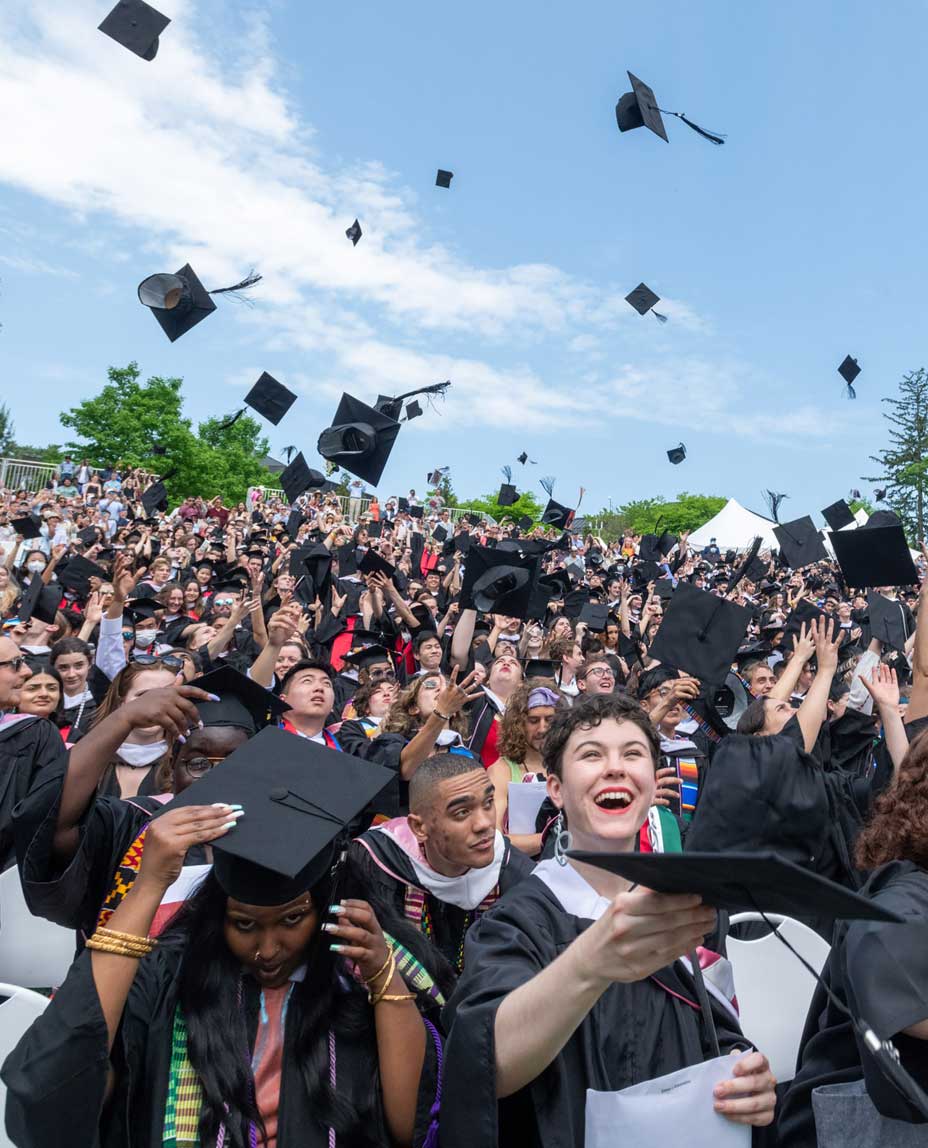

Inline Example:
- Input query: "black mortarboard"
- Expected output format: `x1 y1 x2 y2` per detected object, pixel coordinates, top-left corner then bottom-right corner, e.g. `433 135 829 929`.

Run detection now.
405 400 422 420
654 579 676 600
358 549 395 580
497 483 518 507
77 526 100 546
11 516 42 540
164 726 394 905
286 509 304 538
517 452 529 465
57 556 109 594
436 169 453 188
125 595 162 622
838 355 861 389
615 71 670 141
336 543 359 577
862 509 901 530
524 658 556 680
280 453 312 504
408 505 424 520
830 524 918 588
366 521 383 539
432 524 448 542
867 592 909 652
98 0 170 61
317 393 400 485
541 499 573 529
453 533 472 556
465 513 481 527
245 373 297 426
666 443 686 465
638 534 662 563
774 516 828 569
821 499 854 531
460 547 539 619
427 469 444 486
137 263 216 342
190 666 291 733
341 644 393 669
567 849 903 923
294 543 333 602
648 581 753 683
624 282 667 323
517 515 533 531
152 442 167 456
579 602 609 631
19 580 60 625
141 481 168 516
346 219 362 246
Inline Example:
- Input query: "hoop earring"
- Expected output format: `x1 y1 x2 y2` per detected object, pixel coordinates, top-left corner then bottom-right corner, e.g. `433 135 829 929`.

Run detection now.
553 811 572 867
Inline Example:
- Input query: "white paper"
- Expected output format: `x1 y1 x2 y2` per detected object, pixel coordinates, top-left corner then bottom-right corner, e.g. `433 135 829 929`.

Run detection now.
585 1054 750 1148
507 780 548 834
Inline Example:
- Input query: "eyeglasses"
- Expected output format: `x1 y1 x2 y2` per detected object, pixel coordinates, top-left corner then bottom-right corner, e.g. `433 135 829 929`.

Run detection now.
0 656 25 673
369 668 397 682
420 678 443 691
133 654 184 671
182 755 225 777
585 666 615 678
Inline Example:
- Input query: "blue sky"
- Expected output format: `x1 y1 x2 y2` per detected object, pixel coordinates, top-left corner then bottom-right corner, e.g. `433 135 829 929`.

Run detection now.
1 0 927 520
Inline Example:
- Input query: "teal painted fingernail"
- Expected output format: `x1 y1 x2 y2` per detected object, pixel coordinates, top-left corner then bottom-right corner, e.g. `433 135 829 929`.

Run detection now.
328 904 345 914
229 803 243 810
222 821 237 830
330 943 344 952
207 693 221 702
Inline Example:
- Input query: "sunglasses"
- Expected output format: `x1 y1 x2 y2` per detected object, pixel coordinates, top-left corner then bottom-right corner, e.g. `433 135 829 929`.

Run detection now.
133 654 184 671
0 656 26 673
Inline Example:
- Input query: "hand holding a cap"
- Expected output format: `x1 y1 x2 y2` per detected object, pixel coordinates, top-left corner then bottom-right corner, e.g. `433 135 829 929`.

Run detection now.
136 804 243 893
323 898 392 984
119 684 217 741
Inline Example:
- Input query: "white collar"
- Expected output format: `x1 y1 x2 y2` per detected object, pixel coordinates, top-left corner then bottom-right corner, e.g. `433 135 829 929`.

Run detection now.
533 858 612 921
63 688 94 707
482 685 507 713
376 825 507 910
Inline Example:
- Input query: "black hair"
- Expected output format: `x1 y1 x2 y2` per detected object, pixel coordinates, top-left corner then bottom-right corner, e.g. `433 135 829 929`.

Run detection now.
636 665 679 701
161 863 450 1148
279 658 335 693
413 630 442 652
736 696 769 736
542 693 661 779
408 751 486 812
50 636 93 665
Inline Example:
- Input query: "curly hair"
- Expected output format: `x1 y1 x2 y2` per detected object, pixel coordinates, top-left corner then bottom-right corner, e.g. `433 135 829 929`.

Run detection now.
381 671 468 738
546 633 578 665
855 730 928 869
543 693 661 779
497 679 564 762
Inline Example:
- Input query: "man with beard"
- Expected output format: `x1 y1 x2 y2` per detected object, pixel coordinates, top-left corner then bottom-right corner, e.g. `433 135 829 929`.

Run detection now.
350 753 533 975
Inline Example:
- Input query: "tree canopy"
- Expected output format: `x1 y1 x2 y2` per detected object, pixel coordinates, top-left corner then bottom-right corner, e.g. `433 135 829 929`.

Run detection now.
454 488 544 523
59 363 277 505
586 492 727 540
864 367 928 540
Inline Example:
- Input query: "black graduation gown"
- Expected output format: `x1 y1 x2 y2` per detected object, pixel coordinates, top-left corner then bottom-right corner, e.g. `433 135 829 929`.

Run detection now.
2 941 441 1148
439 873 746 1148
778 861 928 1147
0 715 67 871
349 832 533 972
335 722 407 819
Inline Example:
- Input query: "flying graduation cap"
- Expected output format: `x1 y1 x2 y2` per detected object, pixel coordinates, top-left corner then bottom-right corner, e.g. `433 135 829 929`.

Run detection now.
317 393 401 485
821 499 855 531
405 400 423 420
238 373 297 426
373 380 451 423
625 283 667 324
667 443 687 465
428 467 449 487
346 219 362 246
98 0 170 61
762 490 789 523
436 170 454 188
615 71 726 146
137 264 262 342
838 355 860 398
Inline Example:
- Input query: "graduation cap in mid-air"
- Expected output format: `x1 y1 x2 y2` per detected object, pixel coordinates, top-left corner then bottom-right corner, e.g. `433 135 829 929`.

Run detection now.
98 0 170 61
11 516 41 540
666 443 687 465
18 579 61 626
497 483 519 507
625 282 667 324
280 453 324 504
435 169 453 188
838 355 861 399
517 451 530 465
243 373 297 426
647 581 753 684
821 499 855 532
405 400 423 420
141 480 168 516
317 393 401 485
615 71 726 146
346 219 362 246
163 726 394 905
541 499 573 529
773 515 828 570
830 524 918 588
461 548 539 619
137 264 261 342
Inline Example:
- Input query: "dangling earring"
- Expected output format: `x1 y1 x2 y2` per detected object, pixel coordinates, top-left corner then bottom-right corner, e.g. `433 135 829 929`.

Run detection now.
553 811 572 867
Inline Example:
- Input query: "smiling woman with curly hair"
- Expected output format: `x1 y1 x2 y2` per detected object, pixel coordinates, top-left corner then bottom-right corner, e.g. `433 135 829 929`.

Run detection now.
779 731 928 1144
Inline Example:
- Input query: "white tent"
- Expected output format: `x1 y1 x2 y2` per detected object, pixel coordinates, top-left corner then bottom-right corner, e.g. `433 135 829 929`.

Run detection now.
688 499 780 552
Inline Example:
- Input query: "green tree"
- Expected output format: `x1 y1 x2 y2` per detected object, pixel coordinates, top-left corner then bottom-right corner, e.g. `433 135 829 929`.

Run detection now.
60 362 277 505
455 489 544 523
587 492 727 540
0 403 14 455
864 368 928 540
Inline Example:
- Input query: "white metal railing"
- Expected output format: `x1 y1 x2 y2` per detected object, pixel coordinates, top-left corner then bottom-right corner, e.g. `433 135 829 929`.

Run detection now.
250 487 490 524
0 458 58 492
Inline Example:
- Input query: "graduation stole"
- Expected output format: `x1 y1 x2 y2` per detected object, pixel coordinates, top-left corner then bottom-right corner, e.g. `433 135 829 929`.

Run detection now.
403 884 499 973
97 824 150 929
278 718 341 750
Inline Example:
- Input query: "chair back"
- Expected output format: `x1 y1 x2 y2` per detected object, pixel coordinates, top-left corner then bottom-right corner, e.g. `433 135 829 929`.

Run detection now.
0 983 50 1148
727 912 831 1082
0 868 76 989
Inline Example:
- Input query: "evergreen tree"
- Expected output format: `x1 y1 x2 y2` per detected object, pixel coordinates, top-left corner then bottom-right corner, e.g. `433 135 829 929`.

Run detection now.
864 368 928 540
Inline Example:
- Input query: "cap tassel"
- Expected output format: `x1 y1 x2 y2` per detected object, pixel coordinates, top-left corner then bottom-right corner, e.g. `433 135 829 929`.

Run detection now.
501 465 512 483
652 310 669 324
540 476 556 497
282 445 298 462
208 270 263 302
846 383 857 399
217 409 245 431
653 106 726 145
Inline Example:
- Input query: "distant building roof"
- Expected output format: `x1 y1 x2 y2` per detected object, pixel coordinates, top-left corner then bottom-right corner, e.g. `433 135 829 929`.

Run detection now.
262 456 285 474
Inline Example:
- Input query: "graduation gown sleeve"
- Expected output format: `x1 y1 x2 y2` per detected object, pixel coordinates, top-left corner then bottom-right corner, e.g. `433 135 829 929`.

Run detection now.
0 716 67 870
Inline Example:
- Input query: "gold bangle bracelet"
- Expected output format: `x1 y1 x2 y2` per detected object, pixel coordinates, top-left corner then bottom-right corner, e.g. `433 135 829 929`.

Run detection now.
374 993 416 1004
96 926 156 949
369 952 398 1005
87 937 151 954
86 939 148 958
364 947 394 990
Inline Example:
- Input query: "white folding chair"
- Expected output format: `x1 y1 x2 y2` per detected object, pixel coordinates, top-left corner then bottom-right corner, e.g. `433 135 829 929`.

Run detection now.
727 912 831 1083
0 867 77 989
0 983 50 1148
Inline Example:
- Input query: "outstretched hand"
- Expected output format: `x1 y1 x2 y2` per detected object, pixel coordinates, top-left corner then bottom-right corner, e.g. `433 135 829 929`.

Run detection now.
861 662 900 709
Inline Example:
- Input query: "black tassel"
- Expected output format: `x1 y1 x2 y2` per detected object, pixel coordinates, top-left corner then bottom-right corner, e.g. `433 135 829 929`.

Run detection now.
209 271 263 300
217 408 245 431
282 445 297 462
501 465 512 483
540 476 555 496
654 106 726 145
846 383 857 399
652 310 668 324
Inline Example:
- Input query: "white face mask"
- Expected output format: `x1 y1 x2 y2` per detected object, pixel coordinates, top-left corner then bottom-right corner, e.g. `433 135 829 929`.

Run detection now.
27 561 46 573
115 740 168 767
134 631 157 649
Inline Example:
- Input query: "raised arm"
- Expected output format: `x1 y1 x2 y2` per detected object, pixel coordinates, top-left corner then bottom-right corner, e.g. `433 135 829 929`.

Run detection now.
906 548 928 723
861 664 907 778
450 606 477 669
768 623 816 701
795 617 840 754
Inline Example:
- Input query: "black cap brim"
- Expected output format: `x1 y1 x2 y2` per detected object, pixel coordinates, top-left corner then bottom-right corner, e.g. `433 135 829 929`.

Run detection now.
144 264 216 343
316 393 400 486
